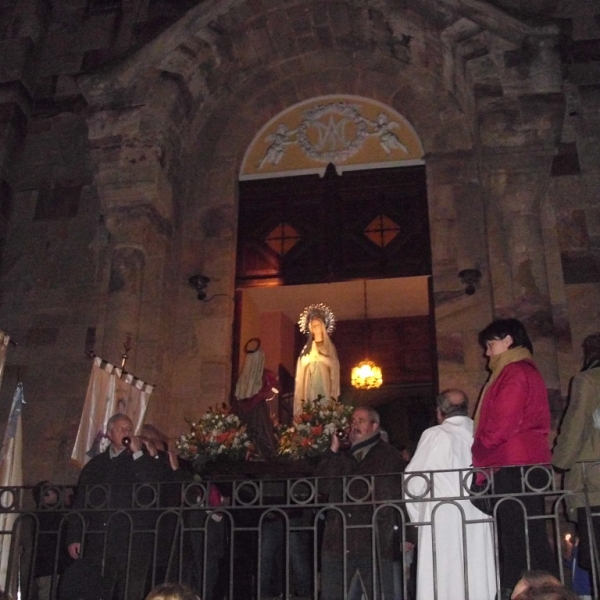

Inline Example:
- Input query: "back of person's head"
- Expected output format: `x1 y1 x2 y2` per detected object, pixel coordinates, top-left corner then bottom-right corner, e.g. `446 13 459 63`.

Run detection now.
145 583 200 600
140 424 169 451
583 332 600 366
521 570 561 587
511 570 563 600
436 389 469 419
517 585 578 600
478 318 533 354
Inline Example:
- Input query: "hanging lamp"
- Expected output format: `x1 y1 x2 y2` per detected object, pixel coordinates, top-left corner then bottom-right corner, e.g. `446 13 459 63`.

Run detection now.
351 280 383 389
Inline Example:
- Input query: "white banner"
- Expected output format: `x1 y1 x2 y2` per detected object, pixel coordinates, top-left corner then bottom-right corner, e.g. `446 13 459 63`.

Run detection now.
71 357 153 468
0 381 24 594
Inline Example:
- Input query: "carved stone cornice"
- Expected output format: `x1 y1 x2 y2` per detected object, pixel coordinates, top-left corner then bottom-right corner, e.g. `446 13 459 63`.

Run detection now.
439 0 559 44
103 205 173 246
480 144 557 172
0 81 32 121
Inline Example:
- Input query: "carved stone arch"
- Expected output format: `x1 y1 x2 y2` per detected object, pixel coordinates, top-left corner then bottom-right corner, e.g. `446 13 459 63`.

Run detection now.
77 0 566 426
166 62 482 419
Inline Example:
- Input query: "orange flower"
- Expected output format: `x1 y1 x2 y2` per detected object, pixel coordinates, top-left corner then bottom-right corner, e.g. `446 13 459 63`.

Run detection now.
311 425 323 436
215 432 230 444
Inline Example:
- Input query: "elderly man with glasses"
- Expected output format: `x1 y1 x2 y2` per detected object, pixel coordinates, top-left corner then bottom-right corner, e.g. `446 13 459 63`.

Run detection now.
316 406 406 600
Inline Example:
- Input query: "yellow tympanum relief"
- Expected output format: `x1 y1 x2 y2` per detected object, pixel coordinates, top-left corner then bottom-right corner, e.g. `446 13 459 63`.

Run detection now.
240 95 424 180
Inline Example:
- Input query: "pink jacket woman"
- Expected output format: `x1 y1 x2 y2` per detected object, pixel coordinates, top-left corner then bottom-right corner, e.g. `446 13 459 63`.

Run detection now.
473 359 551 469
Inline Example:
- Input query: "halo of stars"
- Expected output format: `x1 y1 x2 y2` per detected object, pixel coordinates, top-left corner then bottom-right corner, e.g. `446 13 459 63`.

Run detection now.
298 303 336 335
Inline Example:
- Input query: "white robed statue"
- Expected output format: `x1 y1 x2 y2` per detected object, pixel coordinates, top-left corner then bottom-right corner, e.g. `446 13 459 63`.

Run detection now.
293 303 340 414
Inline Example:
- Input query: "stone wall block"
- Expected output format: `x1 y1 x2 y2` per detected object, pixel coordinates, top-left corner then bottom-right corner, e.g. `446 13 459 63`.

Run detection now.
541 200 568 307
510 44 563 94
101 245 145 365
95 160 173 222
478 93 563 148
87 109 142 141
586 206 600 237
78 12 118 51
580 84 600 112
435 290 493 332
550 302 573 355
577 116 600 172
202 239 235 282
428 183 457 220
517 93 565 144
566 282 600 352
194 316 230 358
557 208 589 253
249 21 276 62
0 38 33 83
267 17 296 58
568 63 600 86
38 50 84 77
138 302 162 338
133 337 159 377
139 264 163 309
55 74 80 98
436 331 465 365
328 2 352 41
430 218 457 266
479 103 524 147
199 361 230 401
485 205 515 311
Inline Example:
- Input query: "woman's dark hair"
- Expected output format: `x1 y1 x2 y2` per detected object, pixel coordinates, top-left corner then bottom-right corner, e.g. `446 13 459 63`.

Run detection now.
478 318 533 354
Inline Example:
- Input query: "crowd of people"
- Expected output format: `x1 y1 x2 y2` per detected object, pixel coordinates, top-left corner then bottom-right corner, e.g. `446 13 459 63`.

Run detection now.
7 319 600 600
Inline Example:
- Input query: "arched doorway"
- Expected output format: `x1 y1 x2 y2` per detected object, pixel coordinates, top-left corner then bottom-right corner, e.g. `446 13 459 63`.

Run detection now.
234 96 437 449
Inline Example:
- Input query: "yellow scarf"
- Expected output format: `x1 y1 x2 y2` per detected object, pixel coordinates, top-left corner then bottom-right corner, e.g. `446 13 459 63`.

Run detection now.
473 346 533 428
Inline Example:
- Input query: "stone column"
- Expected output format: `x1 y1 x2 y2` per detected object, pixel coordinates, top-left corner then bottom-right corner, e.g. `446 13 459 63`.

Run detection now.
483 148 562 401
103 240 145 368
426 151 492 408
87 106 174 415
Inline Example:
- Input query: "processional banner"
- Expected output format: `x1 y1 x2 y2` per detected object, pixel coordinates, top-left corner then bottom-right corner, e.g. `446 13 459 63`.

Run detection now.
0 331 23 593
71 356 154 468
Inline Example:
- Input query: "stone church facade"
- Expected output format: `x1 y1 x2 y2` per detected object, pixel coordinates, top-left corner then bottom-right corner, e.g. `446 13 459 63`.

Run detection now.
0 0 598 483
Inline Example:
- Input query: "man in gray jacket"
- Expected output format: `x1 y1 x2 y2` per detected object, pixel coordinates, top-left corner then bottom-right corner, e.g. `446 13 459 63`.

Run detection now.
554 332 600 574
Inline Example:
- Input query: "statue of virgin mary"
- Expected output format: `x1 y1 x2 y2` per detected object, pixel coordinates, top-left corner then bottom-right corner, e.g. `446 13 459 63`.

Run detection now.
294 303 340 414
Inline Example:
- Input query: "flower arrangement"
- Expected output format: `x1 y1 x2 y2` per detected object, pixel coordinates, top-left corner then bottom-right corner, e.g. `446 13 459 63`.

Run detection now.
176 403 251 465
277 396 354 459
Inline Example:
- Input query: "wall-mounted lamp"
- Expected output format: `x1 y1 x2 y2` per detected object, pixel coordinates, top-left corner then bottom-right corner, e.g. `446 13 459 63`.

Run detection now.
458 269 481 296
188 274 210 300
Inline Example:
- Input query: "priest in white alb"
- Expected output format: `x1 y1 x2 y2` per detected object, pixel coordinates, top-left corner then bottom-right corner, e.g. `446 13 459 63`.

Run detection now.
404 389 497 600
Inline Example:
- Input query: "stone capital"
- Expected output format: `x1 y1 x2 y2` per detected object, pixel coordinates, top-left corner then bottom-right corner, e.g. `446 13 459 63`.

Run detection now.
87 106 174 224
481 144 556 173
103 205 172 247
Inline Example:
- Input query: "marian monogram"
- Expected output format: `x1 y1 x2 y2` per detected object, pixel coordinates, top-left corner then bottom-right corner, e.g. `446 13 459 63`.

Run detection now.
257 102 408 168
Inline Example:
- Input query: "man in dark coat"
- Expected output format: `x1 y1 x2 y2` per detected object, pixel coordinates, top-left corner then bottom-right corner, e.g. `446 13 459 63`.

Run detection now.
317 406 405 600
65 413 170 600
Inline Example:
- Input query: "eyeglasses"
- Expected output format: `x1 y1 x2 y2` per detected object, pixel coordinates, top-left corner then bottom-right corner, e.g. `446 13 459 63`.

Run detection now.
111 426 133 433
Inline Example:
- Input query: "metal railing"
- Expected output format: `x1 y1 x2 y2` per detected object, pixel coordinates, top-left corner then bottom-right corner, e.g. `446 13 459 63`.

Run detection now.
0 463 596 600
